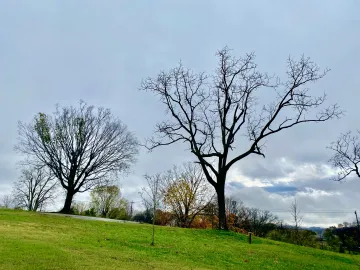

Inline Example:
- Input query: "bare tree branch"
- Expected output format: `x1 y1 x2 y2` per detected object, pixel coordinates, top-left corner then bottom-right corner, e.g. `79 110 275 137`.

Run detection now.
328 131 360 181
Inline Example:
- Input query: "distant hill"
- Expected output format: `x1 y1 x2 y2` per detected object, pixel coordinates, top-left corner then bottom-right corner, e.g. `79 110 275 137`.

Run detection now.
306 227 326 235
281 225 325 235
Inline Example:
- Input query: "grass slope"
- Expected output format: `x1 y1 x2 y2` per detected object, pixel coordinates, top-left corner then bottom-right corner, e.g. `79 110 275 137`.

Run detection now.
0 209 359 270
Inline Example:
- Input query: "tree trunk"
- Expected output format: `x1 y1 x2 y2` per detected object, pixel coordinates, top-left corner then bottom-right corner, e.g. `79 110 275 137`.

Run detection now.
216 180 228 230
59 189 75 213
151 204 156 246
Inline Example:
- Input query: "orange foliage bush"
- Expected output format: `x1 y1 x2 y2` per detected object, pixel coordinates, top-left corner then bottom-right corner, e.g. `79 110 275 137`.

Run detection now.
190 216 213 229
155 210 173 226
152 209 248 235
226 213 247 234
231 227 248 235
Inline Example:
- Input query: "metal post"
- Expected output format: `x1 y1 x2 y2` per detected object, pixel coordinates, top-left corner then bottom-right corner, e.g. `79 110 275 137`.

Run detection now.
248 232 252 244
355 211 360 247
130 201 134 217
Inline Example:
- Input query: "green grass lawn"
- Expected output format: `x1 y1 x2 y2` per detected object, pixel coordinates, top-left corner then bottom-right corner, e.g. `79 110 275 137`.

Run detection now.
0 209 359 269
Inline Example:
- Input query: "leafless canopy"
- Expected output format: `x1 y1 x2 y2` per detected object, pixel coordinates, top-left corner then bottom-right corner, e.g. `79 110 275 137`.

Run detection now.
161 162 214 227
141 47 341 229
328 131 360 181
13 165 57 211
140 174 163 213
16 101 139 212
0 194 14 209
90 185 120 217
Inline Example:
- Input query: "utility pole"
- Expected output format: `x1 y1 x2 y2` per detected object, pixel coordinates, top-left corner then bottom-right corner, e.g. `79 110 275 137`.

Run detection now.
130 201 134 217
355 211 360 247
231 200 237 215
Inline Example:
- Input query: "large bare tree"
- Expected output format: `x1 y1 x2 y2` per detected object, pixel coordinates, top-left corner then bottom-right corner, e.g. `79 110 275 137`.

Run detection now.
141 47 341 229
16 101 139 213
328 131 360 181
162 162 214 228
13 165 57 211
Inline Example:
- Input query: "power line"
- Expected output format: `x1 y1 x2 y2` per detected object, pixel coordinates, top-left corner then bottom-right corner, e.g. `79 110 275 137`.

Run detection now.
263 209 357 214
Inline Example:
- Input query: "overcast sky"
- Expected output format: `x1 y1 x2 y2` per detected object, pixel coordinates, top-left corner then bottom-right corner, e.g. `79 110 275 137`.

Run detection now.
0 1 359 227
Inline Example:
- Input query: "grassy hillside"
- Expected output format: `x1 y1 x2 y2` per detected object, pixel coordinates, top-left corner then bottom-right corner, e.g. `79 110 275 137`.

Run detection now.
0 209 359 269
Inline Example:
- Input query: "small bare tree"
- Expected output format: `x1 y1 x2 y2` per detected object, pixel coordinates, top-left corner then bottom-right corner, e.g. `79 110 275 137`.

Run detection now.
90 185 120 217
141 47 342 229
247 208 278 236
140 174 162 246
162 162 214 227
328 131 360 181
290 198 303 244
16 101 139 213
13 166 57 211
0 194 14 209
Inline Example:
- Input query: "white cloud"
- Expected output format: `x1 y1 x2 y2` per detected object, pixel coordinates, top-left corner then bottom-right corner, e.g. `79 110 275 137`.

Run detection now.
228 157 337 186
228 167 273 187
227 157 359 227
297 187 341 198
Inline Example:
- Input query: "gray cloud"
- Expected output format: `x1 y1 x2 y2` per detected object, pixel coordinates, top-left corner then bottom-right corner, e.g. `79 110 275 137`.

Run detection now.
235 156 297 180
0 1 359 226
